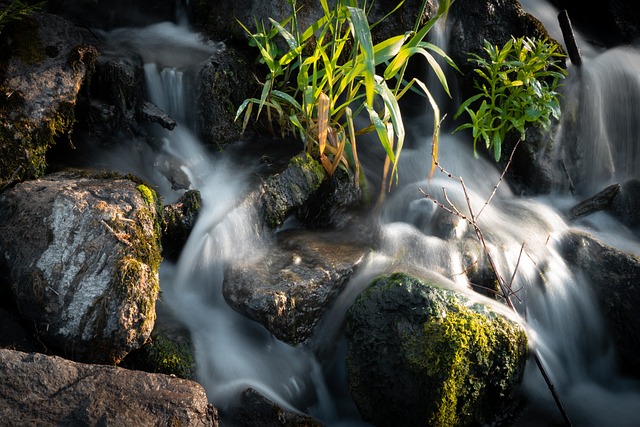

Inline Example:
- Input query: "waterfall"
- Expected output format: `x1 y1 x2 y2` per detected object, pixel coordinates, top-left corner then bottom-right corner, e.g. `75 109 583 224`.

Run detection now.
87 4 640 425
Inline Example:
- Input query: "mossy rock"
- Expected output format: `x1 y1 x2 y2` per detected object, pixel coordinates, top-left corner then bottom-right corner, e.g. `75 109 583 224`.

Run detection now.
121 332 196 379
345 272 528 427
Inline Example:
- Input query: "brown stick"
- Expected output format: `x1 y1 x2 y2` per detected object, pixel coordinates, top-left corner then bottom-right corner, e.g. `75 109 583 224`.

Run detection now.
558 10 582 67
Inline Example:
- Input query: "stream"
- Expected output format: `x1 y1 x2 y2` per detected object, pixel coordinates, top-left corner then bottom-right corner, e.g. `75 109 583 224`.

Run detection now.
87 2 640 425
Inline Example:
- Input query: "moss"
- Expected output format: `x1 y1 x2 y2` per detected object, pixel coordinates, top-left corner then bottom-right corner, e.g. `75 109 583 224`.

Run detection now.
129 334 196 379
8 16 45 64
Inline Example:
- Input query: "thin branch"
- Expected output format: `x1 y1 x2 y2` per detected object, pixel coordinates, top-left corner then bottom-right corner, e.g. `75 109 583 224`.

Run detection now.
476 138 521 219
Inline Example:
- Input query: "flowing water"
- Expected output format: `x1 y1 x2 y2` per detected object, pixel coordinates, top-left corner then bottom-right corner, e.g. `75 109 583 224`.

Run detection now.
89 3 640 425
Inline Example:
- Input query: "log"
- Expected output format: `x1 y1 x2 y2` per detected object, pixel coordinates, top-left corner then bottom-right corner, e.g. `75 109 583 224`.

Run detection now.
140 101 177 130
570 183 621 219
558 10 582 67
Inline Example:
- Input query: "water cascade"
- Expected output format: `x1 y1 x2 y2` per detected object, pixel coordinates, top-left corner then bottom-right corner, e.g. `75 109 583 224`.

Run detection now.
89 2 640 426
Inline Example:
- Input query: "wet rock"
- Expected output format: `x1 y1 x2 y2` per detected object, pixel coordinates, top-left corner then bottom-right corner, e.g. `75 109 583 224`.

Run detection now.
198 46 255 149
233 388 323 427
162 189 202 260
0 171 162 364
46 0 176 30
345 273 528 427
0 12 95 187
449 0 563 194
224 229 369 344
551 0 640 46
191 0 436 45
560 231 640 376
610 179 640 229
261 152 327 229
0 348 218 426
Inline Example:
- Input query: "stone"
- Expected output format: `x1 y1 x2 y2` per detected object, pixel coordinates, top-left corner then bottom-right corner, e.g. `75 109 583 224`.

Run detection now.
162 189 202 260
560 231 640 376
0 348 218 426
224 229 369 344
0 171 162 364
260 152 327 229
610 179 640 229
0 12 96 186
345 273 528 427
233 388 323 427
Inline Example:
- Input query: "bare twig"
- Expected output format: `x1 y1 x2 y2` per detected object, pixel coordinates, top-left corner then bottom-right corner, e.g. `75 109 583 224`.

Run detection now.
422 139 573 426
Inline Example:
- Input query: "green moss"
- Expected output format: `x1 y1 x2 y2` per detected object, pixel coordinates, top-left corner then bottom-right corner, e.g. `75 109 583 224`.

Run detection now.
9 16 45 64
136 183 156 207
141 334 195 379
402 303 528 427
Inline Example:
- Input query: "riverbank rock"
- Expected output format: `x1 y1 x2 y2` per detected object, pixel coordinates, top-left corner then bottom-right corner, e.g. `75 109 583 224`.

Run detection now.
0 348 217 426
560 231 640 377
345 273 528 427
610 178 640 229
0 171 162 364
448 0 562 194
0 12 96 187
224 229 369 344
233 388 323 427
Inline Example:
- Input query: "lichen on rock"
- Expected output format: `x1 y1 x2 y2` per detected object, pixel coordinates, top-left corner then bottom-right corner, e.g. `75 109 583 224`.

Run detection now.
345 272 528 427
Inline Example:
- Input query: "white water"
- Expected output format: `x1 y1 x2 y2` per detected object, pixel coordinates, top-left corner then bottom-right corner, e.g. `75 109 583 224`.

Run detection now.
92 5 640 425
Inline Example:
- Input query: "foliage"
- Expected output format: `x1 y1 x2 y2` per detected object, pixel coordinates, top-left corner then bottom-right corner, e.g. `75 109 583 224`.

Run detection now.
235 0 457 193
0 0 43 34
454 36 567 161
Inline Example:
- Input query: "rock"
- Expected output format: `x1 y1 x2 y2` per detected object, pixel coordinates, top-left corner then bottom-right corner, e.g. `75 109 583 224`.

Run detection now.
224 229 369 344
0 348 218 426
198 46 255 149
610 179 640 229
551 0 640 46
560 231 640 376
0 171 162 364
261 152 327 229
162 189 202 260
0 12 96 187
191 0 437 46
233 388 323 427
345 273 528 427
449 0 563 194
46 0 176 30
140 100 176 130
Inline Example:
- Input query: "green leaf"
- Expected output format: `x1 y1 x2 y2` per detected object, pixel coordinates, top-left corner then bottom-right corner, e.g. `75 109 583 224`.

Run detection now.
347 6 376 107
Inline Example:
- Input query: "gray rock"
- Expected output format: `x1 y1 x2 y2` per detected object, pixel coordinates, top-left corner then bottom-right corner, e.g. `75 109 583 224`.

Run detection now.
0 12 96 186
261 153 327 229
224 229 369 344
233 388 323 427
0 348 218 426
345 273 528 427
560 231 640 376
610 179 640 228
0 171 162 364
162 189 202 260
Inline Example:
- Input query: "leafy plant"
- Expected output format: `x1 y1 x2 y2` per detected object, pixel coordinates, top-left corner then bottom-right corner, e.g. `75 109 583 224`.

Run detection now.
235 0 457 194
454 36 567 161
0 0 43 34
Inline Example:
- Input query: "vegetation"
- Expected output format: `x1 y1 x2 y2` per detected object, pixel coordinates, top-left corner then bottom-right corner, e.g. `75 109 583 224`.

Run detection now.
0 0 43 35
236 0 457 195
454 36 566 161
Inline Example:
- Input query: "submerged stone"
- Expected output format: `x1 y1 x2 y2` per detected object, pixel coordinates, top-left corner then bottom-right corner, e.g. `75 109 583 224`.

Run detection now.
0 171 162 364
345 273 528 427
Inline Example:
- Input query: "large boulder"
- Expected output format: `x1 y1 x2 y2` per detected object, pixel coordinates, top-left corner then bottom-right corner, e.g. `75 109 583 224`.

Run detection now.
560 231 640 376
0 12 97 187
0 171 162 364
345 273 528 427
0 349 217 426
190 0 437 45
224 228 369 344
448 0 563 194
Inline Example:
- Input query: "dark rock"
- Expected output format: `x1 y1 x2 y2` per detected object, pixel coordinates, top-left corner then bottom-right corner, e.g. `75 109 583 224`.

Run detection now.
140 100 176 130
560 231 640 376
0 171 162 364
224 229 369 344
0 348 218 426
551 0 640 46
198 46 255 149
162 189 202 260
46 0 177 30
191 0 436 46
570 183 621 219
345 273 528 427
261 152 327 229
610 179 640 229
233 388 323 427
449 0 563 194
0 12 94 187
